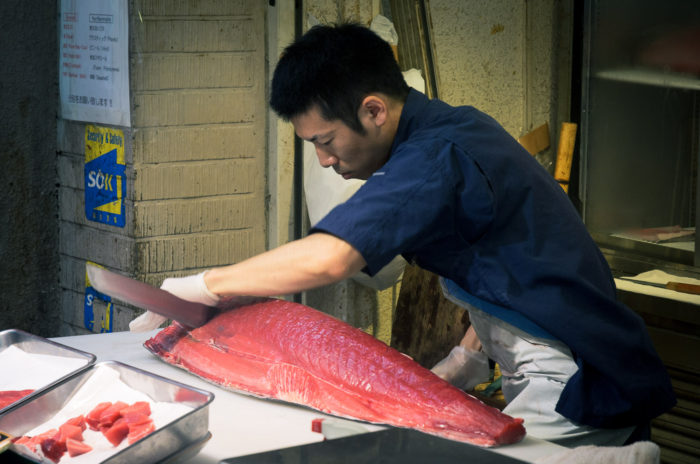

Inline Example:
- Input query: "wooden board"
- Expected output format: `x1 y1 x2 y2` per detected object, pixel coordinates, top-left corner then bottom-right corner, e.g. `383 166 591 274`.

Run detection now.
390 264 470 368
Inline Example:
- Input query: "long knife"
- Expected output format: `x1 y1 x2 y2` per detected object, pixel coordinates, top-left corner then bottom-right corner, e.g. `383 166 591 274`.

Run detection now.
86 263 217 328
619 277 700 296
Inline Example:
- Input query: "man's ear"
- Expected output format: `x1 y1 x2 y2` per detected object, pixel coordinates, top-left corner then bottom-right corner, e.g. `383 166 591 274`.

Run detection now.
360 95 388 127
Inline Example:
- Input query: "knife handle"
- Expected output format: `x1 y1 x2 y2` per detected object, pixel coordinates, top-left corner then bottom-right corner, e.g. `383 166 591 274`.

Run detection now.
666 281 700 295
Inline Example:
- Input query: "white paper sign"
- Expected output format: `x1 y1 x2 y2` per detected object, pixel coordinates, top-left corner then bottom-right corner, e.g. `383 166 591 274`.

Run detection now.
59 0 130 127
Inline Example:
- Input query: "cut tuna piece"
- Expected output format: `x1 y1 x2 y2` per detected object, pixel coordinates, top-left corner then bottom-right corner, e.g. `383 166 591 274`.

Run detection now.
99 401 128 428
122 412 152 426
65 414 87 432
0 389 34 409
13 428 69 463
102 418 129 447
86 401 112 430
12 435 32 446
127 421 155 445
145 299 526 447
63 414 87 432
66 437 92 457
39 429 66 463
58 423 83 442
120 400 151 417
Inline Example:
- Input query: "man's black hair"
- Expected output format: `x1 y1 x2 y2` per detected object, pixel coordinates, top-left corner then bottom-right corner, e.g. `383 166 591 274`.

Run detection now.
270 23 410 133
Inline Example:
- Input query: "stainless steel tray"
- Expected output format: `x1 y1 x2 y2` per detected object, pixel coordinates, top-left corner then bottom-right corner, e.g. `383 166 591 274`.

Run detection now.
0 329 96 415
0 360 214 464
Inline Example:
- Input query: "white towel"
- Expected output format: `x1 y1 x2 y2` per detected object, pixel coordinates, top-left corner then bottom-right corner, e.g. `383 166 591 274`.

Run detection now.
537 441 660 464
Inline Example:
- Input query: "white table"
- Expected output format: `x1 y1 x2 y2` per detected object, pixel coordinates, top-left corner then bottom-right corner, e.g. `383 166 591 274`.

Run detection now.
53 331 564 463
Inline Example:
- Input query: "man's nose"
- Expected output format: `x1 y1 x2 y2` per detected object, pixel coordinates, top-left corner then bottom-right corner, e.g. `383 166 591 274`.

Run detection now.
316 148 337 168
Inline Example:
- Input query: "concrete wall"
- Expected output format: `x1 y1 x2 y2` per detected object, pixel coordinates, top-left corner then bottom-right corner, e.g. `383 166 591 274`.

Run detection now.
57 0 268 335
0 1 60 337
430 0 573 171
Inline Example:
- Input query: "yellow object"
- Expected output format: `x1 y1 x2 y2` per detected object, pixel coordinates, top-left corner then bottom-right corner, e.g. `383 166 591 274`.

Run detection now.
554 122 577 192
473 363 505 403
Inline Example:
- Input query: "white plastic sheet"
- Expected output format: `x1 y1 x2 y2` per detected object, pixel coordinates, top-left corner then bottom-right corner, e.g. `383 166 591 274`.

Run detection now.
0 346 88 391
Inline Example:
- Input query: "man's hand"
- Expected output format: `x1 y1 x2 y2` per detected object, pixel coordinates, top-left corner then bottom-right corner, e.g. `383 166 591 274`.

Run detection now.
431 326 488 390
431 345 490 391
128 271 220 332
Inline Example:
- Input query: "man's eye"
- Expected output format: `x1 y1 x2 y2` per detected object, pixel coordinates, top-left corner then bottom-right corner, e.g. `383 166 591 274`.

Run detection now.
322 139 333 146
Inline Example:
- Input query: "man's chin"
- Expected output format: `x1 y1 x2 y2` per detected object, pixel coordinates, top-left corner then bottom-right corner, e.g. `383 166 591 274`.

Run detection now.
341 172 369 180
336 169 369 180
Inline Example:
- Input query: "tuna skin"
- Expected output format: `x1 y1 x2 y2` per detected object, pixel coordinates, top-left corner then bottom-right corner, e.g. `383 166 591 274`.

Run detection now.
145 298 525 447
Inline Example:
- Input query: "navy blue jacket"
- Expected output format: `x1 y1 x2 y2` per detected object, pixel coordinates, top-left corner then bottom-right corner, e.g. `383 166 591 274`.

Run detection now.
312 89 676 428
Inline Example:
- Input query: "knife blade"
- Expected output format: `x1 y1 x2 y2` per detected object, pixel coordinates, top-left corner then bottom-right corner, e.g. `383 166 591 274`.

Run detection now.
619 277 700 295
86 264 217 329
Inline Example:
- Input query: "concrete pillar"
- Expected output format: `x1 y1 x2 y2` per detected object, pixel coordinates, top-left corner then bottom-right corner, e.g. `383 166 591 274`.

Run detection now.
57 0 267 334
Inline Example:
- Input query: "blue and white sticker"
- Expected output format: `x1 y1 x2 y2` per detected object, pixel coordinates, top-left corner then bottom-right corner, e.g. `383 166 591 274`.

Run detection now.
85 125 126 227
84 261 113 332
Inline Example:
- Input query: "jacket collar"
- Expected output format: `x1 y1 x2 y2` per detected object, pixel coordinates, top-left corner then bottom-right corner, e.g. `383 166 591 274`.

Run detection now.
390 88 431 154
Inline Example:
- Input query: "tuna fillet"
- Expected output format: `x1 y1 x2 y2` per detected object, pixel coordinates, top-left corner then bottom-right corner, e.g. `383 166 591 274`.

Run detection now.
144 298 525 447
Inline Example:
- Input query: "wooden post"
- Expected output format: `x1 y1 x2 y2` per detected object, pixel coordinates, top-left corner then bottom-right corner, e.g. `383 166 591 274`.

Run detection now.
554 122 578 193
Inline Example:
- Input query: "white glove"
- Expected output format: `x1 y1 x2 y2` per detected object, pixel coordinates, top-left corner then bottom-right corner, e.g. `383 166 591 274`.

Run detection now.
128 271 219 332
160 271 220 306
129 311 168 332
431 345 490 391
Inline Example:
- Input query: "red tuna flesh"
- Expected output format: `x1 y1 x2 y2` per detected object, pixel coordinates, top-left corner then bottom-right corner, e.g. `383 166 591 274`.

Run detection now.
145 298 525 447
0 389 34 409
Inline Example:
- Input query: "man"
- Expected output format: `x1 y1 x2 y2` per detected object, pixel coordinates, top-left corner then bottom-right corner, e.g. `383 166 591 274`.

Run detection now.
132 23 675 447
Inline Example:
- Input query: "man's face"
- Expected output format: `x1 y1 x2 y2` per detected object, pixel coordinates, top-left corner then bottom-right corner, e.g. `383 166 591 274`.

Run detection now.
291 105 391 180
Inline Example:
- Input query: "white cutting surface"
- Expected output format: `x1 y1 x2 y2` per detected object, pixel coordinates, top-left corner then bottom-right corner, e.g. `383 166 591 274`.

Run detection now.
52 331 564 463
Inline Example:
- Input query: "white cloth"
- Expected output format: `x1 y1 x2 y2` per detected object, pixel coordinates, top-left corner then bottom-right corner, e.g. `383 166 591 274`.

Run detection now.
537 441 660 464
439 281 634 447
369 15 398 46
431 345 490 391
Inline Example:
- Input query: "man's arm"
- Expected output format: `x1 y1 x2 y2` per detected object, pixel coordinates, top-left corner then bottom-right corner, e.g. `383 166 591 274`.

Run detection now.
204 232 367 298
130 232 366 332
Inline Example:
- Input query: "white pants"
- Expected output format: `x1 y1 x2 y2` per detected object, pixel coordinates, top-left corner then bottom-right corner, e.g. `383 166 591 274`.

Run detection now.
440 284 634 447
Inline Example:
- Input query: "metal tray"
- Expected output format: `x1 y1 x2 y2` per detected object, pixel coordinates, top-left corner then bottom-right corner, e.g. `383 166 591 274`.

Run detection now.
0 360 214 464
0 329 96 415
